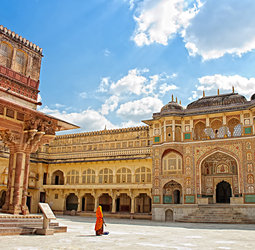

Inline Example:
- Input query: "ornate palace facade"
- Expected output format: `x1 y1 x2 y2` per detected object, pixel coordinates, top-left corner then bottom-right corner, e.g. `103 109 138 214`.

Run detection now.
0 26 255 221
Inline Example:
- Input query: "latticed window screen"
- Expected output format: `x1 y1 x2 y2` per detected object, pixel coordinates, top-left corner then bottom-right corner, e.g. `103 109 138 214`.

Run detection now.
204 128 215 139
162 152 182 173
99 168 113 183
66 170 79 184
233 124 242 137
116 168 132 183
82 169 95 184
135 167 151 183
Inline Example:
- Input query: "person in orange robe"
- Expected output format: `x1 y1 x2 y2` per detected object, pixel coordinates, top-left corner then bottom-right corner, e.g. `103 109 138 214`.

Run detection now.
95 205 105 235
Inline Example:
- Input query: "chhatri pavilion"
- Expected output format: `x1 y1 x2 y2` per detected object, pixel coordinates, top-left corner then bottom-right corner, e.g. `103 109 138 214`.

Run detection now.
1 25 255 223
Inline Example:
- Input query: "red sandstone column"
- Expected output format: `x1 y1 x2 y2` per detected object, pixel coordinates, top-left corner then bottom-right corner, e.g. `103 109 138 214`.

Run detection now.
2 148 15 212
12 152 25 214
21 153 30 215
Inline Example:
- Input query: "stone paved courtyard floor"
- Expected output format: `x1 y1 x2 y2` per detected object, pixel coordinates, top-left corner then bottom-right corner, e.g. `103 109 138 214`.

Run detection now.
1 215 255 249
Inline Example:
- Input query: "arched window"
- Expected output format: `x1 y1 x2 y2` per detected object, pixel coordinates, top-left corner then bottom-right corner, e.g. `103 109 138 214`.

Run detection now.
227 118 240 136
82 169 95 184
0 41 12 68
162 152 182 174
116 168 132 183
66 170 79 184
99 168 113 184
135 167 151 183
193 121 206 140
15 50 27 74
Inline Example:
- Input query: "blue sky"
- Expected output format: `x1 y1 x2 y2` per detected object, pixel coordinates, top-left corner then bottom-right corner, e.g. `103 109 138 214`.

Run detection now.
2 0 255 133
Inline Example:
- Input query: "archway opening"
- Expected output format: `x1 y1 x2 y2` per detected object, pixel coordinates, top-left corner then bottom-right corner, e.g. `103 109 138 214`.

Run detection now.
66 193 78 211
81 194 94 212
165 209 173 222
135 193 151 213
201 152 238 202
116 193 131 213
99 194 112 212
51 170 64 185
216 181 232 203
163 180 182 204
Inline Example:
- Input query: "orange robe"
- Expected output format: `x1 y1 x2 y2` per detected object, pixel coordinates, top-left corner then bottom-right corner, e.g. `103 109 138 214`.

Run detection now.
95 206 104 235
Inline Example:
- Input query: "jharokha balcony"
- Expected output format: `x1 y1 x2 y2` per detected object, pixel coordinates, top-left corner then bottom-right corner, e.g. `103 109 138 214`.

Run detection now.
0 64 39 102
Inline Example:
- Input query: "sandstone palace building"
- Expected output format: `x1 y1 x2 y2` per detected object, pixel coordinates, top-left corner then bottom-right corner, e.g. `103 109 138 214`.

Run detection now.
1 26 255 223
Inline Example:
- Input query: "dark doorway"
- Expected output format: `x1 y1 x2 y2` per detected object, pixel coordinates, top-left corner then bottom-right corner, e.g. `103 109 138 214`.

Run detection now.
26 196 31 212
66 193 78 211
116 197 120 212
40 192 46 203
43 173 47 185
173 190 180 204
216 181 232 203
82 197 85 211
0 191 6 208
55 175 59 185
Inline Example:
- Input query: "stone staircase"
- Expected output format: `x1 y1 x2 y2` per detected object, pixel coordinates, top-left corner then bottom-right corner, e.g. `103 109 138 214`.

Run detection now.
176 205 255 224
0 215 67 235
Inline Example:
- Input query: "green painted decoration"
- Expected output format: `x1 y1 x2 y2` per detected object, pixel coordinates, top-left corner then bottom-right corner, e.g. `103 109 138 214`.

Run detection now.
184 133 191 139
154 136 160 142
153 196 160 203
185 195 195 204
244 127 252 134
163 195 172 204
245 194 255 203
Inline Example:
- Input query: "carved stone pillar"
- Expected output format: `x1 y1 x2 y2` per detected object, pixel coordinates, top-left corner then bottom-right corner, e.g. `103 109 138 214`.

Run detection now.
2 147 15 211
131 196 135 214
21 153 30 215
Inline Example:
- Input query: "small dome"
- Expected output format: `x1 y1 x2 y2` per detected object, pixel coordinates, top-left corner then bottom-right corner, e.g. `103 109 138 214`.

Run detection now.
251 93 255 100
161 101 183 114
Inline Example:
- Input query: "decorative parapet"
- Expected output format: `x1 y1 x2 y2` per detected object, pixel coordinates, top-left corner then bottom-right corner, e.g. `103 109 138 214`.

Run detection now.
0 25 42 55
55 126 149 139
36 147 152 161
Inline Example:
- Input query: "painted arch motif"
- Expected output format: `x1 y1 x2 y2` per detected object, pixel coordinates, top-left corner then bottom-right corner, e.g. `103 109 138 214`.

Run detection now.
200 151 239 199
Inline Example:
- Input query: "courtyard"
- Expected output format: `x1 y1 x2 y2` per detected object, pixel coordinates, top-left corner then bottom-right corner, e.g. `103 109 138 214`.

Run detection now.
1 215 255 249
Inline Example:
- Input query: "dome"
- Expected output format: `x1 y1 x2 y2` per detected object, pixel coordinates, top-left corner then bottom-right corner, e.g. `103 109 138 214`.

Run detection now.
251 93 255 101
187 93 247 110
160 101 183 113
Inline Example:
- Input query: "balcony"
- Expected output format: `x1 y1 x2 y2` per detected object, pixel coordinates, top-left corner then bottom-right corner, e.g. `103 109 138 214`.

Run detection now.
0 65 39 101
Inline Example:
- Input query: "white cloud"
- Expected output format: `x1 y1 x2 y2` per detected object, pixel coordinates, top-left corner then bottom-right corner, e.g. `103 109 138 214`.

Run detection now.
159 83 178 95
110 68 148 95
39 106 116 132
197 74 255 98
97 77 110 93
184 0 255 60
131 0 255 60
79 92 87 99
101 95 119 115
37 94 42 102
104 49 111 56
132 0 199 46
116 96 163 121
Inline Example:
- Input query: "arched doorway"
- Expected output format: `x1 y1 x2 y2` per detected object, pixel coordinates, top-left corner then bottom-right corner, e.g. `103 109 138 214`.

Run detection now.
99 194 112 212
81 194 94 212
216 181 232 203
163 180 182 204
165 209 173 222
66 193 78 211
201 151 238 203
116 193 131 212
135 194 151 213
51 170 64 185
